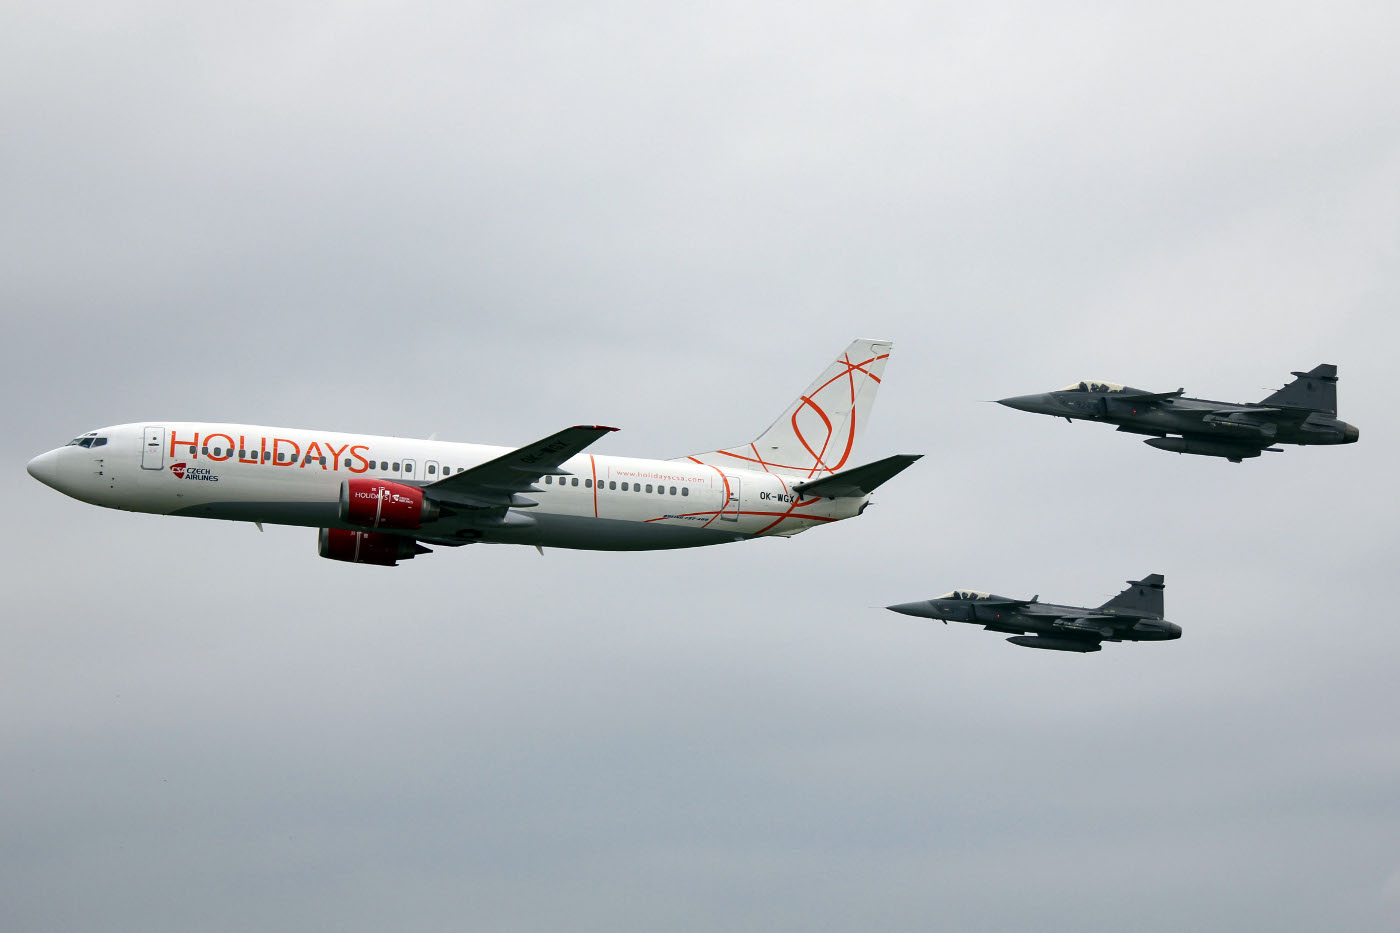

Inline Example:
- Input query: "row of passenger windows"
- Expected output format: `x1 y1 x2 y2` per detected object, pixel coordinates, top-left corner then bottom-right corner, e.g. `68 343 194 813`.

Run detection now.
543 475 689 495
179 447 685 492
187 445 472 473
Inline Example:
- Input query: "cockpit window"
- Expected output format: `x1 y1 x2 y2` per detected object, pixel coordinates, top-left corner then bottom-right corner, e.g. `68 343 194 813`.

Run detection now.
938 590 991 600
1058 380 1128 393
66 433 97 446
91 437 107 448
78 437 95 448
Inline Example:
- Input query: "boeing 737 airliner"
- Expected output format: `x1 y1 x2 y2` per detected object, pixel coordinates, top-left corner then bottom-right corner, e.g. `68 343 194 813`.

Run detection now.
27 339 920 565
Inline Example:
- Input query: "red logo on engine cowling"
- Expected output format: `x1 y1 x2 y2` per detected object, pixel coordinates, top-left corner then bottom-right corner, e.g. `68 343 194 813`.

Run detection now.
170 462 187 479
339 478 439 529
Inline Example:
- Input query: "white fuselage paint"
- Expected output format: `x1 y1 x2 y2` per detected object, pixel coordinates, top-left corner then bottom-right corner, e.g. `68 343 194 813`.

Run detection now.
30 422 868 551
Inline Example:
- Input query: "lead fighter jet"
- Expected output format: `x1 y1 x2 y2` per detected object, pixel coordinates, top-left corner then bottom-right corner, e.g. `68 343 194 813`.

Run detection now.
887 574 1179 653
997 365 1359 462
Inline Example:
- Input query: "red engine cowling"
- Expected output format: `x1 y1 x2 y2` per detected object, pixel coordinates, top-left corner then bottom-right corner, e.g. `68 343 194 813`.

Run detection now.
318 528 430 566
338 478 440 529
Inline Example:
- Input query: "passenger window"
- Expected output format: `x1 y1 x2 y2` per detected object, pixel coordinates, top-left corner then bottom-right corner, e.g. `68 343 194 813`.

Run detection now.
344 459 352 468
585 479 592 488
189 446 197 454
621 482 629 491
428 465 436 475
669 486 677 495
202 447 209 454
544 475 552 484
320 457 327 466
277 453 285 462
571 477 579 486
645 484 653 493
609 481 616 490
681 487 689 496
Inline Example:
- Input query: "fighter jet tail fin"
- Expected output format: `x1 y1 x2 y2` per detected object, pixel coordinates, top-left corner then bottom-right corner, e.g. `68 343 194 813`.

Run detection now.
1098 574 1165 618
676 338 893 477
1259 364 1338 415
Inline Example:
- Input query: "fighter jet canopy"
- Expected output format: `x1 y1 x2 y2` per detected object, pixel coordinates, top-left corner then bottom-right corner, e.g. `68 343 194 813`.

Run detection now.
1056 380 1134 393
938 590 992 600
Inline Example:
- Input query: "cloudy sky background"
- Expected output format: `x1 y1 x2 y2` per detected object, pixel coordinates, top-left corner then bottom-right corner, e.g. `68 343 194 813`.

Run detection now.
3 2 1398 930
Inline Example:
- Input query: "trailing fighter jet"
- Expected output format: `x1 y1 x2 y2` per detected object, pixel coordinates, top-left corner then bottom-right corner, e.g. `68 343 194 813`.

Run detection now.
997 365 1358 462
887 574 1179 653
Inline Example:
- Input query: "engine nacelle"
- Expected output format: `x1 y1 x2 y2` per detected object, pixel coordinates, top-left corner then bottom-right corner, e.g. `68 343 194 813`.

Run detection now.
338 478 440 529
318 528 430 566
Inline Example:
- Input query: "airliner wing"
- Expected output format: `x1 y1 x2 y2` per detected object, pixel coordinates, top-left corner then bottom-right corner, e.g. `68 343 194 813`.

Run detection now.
426 425 618 509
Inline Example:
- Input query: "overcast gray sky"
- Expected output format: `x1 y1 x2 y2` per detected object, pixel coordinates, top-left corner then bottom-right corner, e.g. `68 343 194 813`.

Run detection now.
3 2 1398 931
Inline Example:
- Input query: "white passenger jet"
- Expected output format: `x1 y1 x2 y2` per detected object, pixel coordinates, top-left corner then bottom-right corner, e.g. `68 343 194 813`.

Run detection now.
27 339 919 565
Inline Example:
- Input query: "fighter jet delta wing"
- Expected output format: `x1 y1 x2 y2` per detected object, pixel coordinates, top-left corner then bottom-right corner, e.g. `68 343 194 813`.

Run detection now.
424 425 618 523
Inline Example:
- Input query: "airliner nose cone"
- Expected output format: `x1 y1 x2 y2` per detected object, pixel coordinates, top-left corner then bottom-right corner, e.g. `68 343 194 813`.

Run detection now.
27 449 60 488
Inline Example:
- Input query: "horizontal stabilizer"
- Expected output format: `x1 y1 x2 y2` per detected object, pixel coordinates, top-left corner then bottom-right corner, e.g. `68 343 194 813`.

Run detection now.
791 454 922 499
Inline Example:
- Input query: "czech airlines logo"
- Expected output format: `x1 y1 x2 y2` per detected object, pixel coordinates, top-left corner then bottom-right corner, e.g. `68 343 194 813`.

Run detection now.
170 462 219 482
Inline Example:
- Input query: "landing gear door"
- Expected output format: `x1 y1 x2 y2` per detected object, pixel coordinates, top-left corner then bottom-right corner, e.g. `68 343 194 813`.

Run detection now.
141 426 164 470
721 474 741 521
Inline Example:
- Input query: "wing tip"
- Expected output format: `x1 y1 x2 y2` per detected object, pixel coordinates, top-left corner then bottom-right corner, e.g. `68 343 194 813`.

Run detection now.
574 425 620 432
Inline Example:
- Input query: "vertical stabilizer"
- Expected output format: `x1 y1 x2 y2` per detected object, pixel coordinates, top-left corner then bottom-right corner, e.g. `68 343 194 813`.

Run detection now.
1099 574 1165 618
678 339 892 478
1260 364 1338 415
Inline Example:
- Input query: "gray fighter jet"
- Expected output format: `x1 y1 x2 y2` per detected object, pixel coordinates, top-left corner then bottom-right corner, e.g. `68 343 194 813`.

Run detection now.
887 574 1178 653
997 365 1358 462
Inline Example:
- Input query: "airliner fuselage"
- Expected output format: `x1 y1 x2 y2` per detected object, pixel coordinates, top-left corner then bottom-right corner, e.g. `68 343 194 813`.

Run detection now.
28 421 861 553
26 340 918 565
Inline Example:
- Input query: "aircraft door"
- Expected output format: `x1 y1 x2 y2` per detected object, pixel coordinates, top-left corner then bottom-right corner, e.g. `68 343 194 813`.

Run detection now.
721 474 741 521
141 426 164 470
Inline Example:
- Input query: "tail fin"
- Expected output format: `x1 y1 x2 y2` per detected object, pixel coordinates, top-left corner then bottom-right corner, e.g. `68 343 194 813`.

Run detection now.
678 338 892 478
1098 574 1165 618
1260 364 1338 414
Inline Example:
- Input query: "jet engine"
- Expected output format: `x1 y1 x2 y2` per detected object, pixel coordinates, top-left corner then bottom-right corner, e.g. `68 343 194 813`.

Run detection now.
338 478 440 529
318 528 430 566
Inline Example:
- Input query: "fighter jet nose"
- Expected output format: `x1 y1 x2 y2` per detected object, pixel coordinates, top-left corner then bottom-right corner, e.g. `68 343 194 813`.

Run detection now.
1343 423 1360 443
886 601 932 618
26 449 61 489
996 394 1055 414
